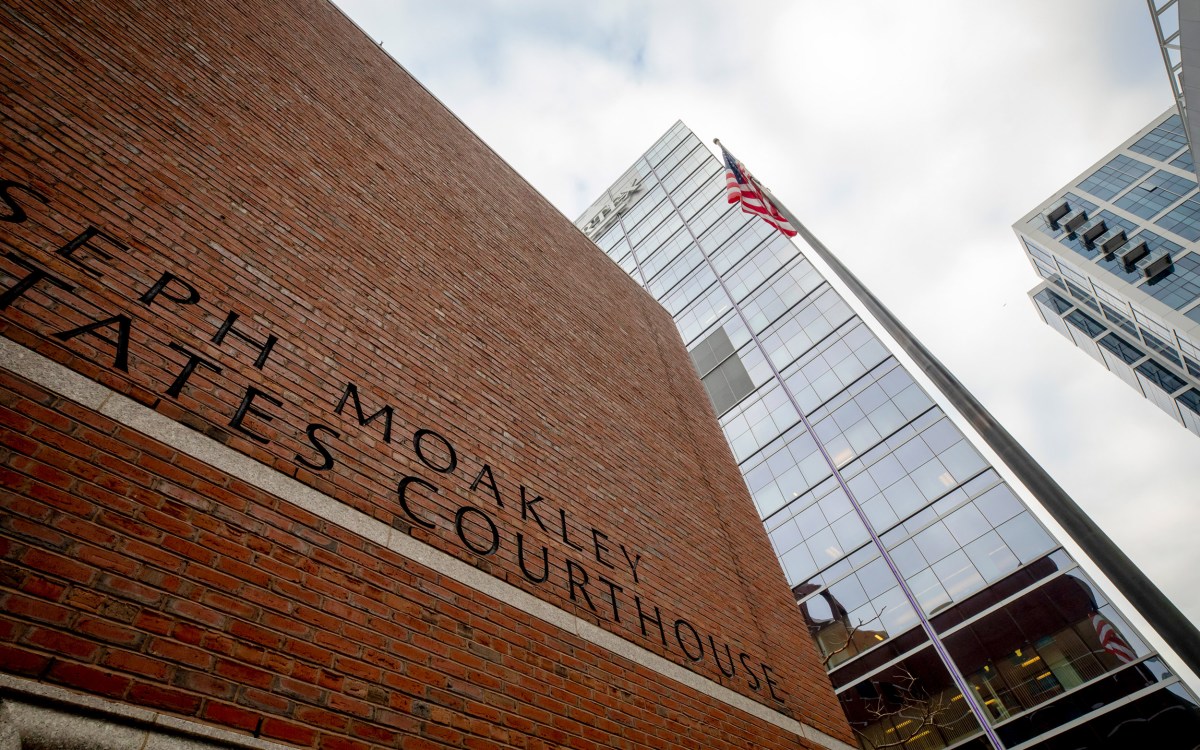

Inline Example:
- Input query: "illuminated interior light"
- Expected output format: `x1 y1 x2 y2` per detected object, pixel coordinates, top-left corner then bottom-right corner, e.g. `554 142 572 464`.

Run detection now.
1036 671 1053 680
1020 656 1042 668
874 634 884 641
1015 649 1023 658
952 694 964 701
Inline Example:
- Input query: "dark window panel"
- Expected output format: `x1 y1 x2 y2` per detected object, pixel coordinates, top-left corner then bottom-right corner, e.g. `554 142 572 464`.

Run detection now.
1024 684 1200 750
1136 360 1187 392
1065 310 1106 338
1097 334 1145 365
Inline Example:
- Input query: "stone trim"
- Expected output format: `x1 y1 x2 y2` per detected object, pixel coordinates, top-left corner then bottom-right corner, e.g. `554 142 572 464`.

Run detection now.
0 674 293 749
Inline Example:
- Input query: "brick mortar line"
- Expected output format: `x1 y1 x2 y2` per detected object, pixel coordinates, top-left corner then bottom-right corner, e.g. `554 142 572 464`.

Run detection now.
0 337 855 750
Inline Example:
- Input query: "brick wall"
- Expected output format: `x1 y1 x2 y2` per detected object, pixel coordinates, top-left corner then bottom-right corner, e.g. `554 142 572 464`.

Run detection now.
0 0 855 747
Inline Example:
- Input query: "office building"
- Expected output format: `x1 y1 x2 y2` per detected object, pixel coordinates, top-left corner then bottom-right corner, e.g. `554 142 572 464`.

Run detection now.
1014 1 1200 436
1014 109 1200 437
0 2 855 749
578 122 1200 748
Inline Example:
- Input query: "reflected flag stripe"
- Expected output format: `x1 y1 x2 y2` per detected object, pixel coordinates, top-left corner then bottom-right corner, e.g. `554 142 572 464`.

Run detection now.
1092 613 1136 663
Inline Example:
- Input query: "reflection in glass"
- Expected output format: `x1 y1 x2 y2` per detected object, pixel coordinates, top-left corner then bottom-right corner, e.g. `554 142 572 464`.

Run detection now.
1025 683 1200 749
945 571 1150 727
995 659 1177 746
840 647 981 750
799 582 887 668
797 572 924 670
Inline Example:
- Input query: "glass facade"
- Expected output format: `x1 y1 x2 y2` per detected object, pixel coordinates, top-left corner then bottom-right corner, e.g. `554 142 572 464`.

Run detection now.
580 122 1198 749
1015 109 1200 437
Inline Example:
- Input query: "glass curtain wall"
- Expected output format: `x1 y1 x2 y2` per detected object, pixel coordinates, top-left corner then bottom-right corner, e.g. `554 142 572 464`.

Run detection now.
578 122 1199 750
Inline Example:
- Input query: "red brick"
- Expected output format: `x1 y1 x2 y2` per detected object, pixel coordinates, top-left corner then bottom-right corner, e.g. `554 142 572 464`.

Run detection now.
47 662 131 698
19 574 67 602
328 692 373 719
294 705 349 733
354 717 412 743
0 431 40 457
284 638 336 668
56 517 119 547
0 643 52 675
25 627 100 661
147 638 213 670
96 512 162 543
239 688 292 716
121 538 187 571
260 717 317 746
172 622 205 647
199 591 258 620
0 485 42 517
163 597 227 628
102 649 171 680
201 700 262 732
214 658 274 689
172 670 236 700
159 535 216 564
129 682 202 714
276 675 323 703
2 593 73 625
73 427 141 462
318 735 372 750
20 547 98 586
75 616 144 647
0 616 25 642
74 545 139 576
97 574 164 606
3 516 68 549
216 558 271 588
133 609 173 634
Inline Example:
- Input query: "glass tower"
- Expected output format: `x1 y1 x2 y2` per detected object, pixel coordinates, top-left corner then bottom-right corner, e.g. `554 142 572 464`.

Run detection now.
1015 109 1200 437
577 122 1200 749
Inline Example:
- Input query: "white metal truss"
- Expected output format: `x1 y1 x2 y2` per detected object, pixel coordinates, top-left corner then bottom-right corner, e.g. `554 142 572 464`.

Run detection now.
1148 0 1189 149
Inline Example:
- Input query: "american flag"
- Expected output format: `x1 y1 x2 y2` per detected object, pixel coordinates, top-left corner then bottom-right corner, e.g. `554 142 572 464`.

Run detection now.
718 141 798 237
1092 613 1136 663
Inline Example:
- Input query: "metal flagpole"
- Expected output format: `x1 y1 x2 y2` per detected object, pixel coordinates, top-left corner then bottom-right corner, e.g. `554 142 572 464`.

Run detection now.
746 168 1200 680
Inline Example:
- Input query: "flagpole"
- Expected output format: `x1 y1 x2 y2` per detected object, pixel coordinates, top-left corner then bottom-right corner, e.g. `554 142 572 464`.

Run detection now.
736 151 1200 681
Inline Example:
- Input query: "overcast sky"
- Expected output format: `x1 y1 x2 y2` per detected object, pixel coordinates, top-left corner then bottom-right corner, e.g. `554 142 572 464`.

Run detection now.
334 0 1200 684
